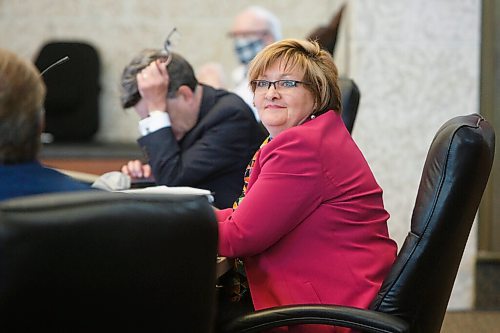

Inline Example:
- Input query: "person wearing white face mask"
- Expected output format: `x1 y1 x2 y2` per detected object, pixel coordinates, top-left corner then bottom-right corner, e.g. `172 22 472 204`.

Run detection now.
197 6 282 122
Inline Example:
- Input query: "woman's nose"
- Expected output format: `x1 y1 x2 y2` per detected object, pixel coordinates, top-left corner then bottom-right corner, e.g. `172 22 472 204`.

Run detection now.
264 84 280 100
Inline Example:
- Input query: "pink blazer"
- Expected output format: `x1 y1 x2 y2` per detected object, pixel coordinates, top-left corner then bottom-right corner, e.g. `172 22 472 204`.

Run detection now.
216 112 397 329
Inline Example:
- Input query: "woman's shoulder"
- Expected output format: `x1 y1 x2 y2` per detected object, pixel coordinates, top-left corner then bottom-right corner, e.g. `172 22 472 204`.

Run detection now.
263 112 354 166
263 126 320 158
275 112 340 143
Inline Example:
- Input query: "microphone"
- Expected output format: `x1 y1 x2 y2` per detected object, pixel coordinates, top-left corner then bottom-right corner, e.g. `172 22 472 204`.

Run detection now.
39 56 70 144
39 56 70 76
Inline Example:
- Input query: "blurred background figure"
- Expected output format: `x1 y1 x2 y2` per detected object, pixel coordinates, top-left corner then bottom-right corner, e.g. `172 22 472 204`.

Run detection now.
198 6 282 121
0 48 91 201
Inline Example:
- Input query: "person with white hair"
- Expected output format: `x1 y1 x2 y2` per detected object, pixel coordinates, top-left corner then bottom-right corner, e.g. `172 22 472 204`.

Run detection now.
197 6 282 121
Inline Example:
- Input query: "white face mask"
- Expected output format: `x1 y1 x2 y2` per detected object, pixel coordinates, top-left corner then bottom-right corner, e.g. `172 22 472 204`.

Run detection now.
233 37 265 65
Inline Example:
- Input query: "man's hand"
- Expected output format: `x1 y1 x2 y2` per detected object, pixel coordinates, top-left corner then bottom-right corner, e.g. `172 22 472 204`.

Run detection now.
136 59 170 113
121 160 152 179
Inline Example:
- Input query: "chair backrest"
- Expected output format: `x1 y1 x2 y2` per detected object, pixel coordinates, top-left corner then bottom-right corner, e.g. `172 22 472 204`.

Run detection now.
306 4 345 55
370 114 495 333
34 41 100 142
339 77 360 133
0 191 218 332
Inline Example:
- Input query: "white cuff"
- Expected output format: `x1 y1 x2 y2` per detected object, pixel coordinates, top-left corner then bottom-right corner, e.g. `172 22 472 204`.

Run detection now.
138 111 171 136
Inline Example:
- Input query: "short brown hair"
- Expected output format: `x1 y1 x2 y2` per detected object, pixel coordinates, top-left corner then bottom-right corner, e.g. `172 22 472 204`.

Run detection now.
248 38 341 116
0 48 45 163
120 50 198 108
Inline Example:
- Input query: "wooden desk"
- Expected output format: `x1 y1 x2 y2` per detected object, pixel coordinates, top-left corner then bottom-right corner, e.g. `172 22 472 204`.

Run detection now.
42 144 234 280
57 169 100 183
40 142 144 176
42 158 131 176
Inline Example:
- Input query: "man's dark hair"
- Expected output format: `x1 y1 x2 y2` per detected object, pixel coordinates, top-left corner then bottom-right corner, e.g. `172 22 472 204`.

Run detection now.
120 50 198 108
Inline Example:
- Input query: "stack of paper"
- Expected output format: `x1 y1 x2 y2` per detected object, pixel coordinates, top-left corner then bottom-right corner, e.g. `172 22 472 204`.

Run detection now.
118 185 214 203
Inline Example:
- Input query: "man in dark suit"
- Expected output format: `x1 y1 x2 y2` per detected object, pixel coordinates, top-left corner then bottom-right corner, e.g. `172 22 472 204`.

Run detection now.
0 48 90 201
120 50 266 208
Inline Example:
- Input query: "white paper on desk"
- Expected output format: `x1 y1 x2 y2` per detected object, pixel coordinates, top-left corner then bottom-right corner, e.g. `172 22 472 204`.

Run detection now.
117 186 214 203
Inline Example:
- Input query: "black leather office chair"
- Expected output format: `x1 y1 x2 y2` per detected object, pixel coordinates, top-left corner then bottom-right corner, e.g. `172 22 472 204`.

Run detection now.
34 41 101 142
221 114 495 333
306 4 345 55
0 191 218 332
339 77 360 134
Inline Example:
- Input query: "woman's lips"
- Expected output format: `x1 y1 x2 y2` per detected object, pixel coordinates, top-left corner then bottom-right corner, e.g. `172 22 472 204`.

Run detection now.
264 104 285 109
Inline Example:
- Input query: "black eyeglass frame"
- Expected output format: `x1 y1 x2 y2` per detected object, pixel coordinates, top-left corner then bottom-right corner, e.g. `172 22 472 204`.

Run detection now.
159 27 178 64
250 79 311 91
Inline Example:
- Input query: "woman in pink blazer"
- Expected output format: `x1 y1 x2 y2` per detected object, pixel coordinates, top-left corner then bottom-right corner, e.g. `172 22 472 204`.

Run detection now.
215 39 397 332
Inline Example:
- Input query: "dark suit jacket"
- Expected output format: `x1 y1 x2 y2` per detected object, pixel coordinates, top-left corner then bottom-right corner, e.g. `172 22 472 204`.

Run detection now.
0 161 91 201
138 85 266 208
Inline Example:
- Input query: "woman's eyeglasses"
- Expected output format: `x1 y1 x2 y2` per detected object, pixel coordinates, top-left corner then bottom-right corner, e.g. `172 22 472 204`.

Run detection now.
251 80 311 92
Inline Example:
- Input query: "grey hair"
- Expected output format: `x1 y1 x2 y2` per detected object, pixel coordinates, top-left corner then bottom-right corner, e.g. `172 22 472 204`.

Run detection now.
247 6 282 41
120 50 197 109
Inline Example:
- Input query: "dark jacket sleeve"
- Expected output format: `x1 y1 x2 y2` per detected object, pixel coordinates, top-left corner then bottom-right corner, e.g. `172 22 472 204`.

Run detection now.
138 93 261 189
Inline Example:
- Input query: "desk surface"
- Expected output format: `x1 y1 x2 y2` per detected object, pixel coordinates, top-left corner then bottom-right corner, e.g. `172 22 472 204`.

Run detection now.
40 142 143 159
58 169 100 183
40 142 144 176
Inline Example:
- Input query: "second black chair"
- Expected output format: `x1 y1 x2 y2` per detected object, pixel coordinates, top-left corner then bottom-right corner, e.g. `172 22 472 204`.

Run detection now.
339 77 360 134
34 41 101 142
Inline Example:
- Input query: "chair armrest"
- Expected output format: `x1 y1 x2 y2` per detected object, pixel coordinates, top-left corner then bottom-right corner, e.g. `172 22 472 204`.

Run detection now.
222 304 409 333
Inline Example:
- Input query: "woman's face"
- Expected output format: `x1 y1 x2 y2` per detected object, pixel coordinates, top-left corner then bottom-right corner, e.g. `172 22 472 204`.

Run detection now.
254 61 315 138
